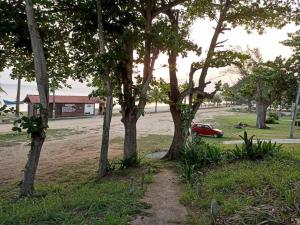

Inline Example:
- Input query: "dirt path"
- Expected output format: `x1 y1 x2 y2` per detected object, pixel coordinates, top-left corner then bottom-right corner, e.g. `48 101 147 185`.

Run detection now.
131 169 187 225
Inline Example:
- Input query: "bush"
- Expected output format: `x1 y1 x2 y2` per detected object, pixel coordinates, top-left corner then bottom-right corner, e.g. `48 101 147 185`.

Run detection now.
265 117 278 124
181 136 223 169
268 112 279 120
228 131 281 160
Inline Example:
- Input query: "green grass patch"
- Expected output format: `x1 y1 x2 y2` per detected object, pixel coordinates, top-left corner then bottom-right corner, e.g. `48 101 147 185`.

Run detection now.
201 113 300 143
0 160 154 225
181 146 300 225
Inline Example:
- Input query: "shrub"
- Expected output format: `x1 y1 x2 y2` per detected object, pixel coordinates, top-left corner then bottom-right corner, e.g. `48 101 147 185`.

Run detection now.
268 112 279 120
228 131 281 160
119 156 141 169
181 136 223 169
265 117 278 124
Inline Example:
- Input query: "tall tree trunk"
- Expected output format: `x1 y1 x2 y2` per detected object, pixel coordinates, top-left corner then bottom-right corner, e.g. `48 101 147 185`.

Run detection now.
164 106 186 160
22 0 49 197
256 100 267 129
96 0 114 179
247 98 251 112
155 101 157 113
123 114 137 162
52 88 55 119
16 76 21 118
290 77 300 138
122 114 137 161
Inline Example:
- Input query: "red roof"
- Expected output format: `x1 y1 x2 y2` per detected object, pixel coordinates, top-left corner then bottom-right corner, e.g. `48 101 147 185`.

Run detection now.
24 95 103 104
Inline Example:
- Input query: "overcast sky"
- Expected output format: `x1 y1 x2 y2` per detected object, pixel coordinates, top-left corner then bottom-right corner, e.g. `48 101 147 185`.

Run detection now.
1 18 299 96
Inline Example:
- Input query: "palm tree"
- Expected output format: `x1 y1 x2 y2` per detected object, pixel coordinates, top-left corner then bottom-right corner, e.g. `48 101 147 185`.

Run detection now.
148 87 164 113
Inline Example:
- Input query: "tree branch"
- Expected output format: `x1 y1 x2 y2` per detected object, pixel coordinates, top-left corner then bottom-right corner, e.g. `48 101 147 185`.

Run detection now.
153 0 188 17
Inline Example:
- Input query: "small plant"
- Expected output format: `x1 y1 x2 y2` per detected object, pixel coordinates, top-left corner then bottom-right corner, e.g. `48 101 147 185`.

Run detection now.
181 136 222 169
119 156 141 169
268 112 279 120
228 131 281 160
105 159 117 172
266 117 278 124
180 160 195 182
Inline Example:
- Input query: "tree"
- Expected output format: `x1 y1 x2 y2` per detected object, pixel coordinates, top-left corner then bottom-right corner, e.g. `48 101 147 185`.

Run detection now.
0 1 72 102
96 0 114 179
282 28 300 137
211 93 222 107
148 80 168 113
53 0 188 165
239 57 295 128
157 0 297 159
221 83 236 106
19 0 49 197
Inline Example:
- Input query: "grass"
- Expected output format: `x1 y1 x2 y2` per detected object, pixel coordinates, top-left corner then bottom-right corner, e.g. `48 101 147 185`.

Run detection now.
200 113 300 143
0 159 156 225
110 134 173 154
0 129 84 146
0 134 169 225
180 145 300 225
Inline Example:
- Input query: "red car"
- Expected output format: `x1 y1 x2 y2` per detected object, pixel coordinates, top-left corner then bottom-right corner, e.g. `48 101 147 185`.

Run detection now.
192 123 224 138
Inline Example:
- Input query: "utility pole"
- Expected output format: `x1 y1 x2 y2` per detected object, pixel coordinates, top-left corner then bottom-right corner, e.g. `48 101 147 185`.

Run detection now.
290 72 300 139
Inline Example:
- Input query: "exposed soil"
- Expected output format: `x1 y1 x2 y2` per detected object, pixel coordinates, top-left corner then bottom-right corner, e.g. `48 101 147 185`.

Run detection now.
131 169 187 225
0 108 235 185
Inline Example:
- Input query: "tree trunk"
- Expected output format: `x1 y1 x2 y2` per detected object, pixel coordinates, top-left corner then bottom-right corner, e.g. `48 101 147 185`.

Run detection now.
96 0 115 178
123 114 137 162
247 98 251 112
256 100 267 129
52 88 56 119
155 101 157 113
98 95 113 178
290 77 300 138
16 77 21 118
20 132 45 197
23 0 49 197
164 106 186 160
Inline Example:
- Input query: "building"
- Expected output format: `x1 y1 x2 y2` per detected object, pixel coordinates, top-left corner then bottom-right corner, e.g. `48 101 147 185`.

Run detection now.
24 95 106 118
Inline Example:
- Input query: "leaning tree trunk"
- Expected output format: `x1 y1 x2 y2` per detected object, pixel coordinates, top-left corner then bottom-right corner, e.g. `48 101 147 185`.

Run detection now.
96 0 115 178
256 100 268 129
21 0 49 197
20 132 45 196
123 113 138 163
98 94 113 178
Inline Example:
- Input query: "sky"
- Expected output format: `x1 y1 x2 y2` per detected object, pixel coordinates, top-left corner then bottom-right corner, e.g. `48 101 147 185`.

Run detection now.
0 18 299 101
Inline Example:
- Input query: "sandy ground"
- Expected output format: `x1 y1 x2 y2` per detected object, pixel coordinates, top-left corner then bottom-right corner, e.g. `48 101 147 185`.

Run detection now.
131 169 187 225
0 107 235 185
